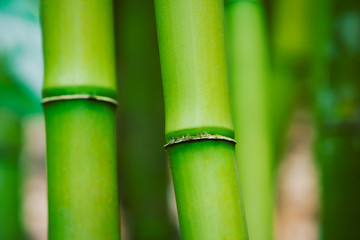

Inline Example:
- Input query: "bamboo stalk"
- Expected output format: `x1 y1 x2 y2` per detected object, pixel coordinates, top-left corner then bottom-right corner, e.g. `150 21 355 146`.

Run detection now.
41 0 120 239
114 0 177 239
271 0 313 157
0 108 23 240
225 1 273 240
155 0 248 239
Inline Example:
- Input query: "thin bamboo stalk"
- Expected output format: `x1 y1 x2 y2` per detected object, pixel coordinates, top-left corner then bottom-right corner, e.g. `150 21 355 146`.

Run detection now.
41 0 120 239
114 0 177 239
271 0 313 157
0 108 23 240
155 0 248 239
226 1 273 240
0 57 39 240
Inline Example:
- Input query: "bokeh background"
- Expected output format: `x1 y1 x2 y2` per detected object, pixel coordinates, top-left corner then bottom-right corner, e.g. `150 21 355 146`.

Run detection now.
0 0 359 239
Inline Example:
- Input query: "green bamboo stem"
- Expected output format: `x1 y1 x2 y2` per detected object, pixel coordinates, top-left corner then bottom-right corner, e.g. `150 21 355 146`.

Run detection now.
271 0 313 157
226 1 273 240
0 109 23 240
41 0 120 239
114 0 177 239
155 0 248 239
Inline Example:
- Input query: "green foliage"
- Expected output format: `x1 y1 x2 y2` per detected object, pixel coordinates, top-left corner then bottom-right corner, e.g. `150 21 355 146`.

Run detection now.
313 1 360 239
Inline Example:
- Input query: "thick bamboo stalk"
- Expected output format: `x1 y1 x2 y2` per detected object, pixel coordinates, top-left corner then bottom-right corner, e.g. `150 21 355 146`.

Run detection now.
155 0 248 239
41 0 120 239
226 1 273 240
114 0 177 239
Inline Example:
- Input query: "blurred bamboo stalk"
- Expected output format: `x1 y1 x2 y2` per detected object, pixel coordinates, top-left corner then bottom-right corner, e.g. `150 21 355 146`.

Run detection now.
312 0 360 239
226 1 273 240
113 0 178 239
0 57 38 240
271 0 313 158
155 0 248 239
41 0 121 239
0 108 23 240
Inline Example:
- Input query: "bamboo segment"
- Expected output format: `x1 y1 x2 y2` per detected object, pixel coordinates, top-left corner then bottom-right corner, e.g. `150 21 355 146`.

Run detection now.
44 101 120 239
41 0 117 99
167 141 248 239
155 0 234 140
155 0 248 239
41 0 120 239
226 1 273 240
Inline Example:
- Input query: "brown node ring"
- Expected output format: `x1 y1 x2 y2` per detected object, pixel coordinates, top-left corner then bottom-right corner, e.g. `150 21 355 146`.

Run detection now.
164 133 236 149
41 94 118 105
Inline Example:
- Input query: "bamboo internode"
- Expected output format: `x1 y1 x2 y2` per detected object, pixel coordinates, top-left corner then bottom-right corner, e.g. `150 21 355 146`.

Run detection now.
155 0 249 239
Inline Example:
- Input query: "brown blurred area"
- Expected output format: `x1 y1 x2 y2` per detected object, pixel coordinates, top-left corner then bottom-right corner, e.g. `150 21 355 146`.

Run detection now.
22 116 47 240
275 110 319 240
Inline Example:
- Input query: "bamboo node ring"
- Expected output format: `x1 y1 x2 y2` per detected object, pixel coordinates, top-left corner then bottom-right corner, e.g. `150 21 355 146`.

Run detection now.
41 94 118 105
164 132 236 148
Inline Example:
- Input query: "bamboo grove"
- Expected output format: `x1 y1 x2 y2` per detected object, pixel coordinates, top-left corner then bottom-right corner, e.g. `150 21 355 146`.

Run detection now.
0 0 356 239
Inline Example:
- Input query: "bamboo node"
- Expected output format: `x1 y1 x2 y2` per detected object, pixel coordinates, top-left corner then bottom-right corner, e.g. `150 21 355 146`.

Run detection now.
41 94 118 105
164 132 236 148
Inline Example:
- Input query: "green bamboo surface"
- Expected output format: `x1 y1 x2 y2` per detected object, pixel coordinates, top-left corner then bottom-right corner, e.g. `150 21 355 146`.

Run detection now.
44 101 120 239
155 0 248 239
155 0 233 139
41 0 120 239
41 0 117 99
114 0 177 239
226 1 273 240
312 1 360 239
168 141 248 239
0 109 23 240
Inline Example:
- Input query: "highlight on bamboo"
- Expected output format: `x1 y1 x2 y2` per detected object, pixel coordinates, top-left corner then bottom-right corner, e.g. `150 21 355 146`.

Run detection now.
0 0 358 240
